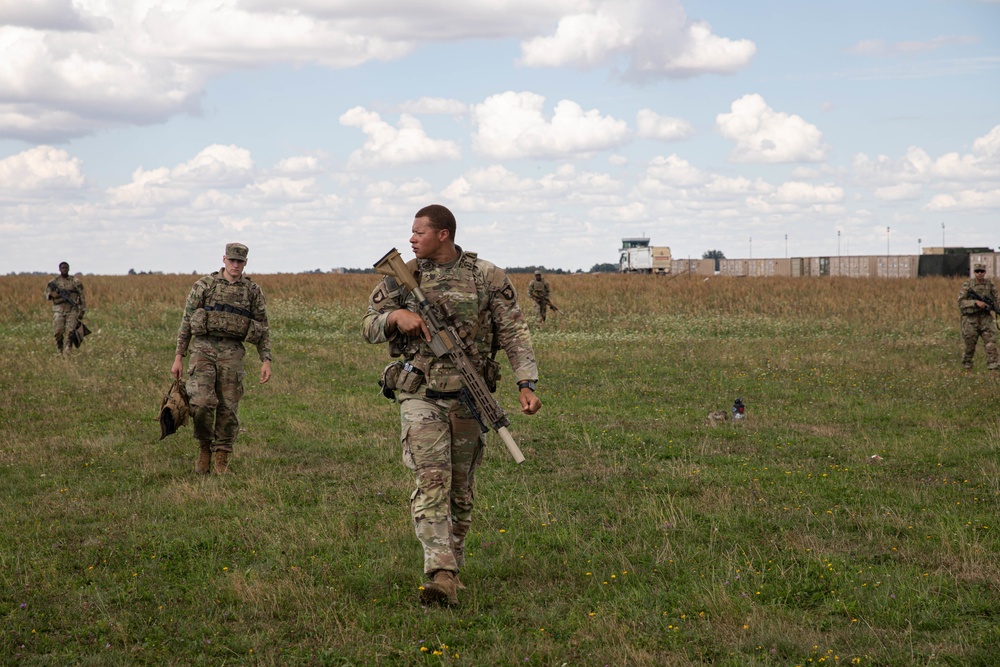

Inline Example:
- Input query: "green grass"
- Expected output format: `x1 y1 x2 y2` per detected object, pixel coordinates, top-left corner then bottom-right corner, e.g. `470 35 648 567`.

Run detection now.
1 273 999 665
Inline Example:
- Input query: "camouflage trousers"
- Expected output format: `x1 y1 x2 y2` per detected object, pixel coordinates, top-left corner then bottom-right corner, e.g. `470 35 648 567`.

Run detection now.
186 336 246 452
961 314 999 369
532 298 547 323
52 304 80 348
399 393 484 575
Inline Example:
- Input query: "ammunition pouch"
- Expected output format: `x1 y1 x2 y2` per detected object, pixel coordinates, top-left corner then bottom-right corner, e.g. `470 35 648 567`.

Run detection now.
205 306 250 339
379 358 427 400
379 361 405 400
189 308 208 336
482 357 501 393
396 359 427 394
190 304 261 342
245 319 265 345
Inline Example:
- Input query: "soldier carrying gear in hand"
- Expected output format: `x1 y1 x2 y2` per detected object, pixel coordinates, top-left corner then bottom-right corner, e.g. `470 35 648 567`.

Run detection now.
44 261 86 356
170 243 272 475
958 262 999 371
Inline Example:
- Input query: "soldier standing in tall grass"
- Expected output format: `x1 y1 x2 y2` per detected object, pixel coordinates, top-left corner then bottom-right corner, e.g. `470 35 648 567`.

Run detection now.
958 262 999 371
528 271 551 325
170 243 272 475
44 261 86 356
363 204 541 607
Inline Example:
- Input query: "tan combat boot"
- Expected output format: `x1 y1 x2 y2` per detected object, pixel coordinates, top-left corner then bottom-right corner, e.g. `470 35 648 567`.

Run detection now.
212 451 229 475
195 444 211 474
419 570 458 606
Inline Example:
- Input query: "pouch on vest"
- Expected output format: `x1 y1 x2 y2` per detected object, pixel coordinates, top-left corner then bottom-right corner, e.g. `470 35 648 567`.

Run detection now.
396 358 427 394
189 308 208 336
205 309 250 339
482 357 501 393
245 319 265 345
379 360 405 400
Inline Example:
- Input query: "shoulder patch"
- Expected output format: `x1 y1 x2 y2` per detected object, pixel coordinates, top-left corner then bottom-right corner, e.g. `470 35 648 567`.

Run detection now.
372 285 389 304
500 283 515 301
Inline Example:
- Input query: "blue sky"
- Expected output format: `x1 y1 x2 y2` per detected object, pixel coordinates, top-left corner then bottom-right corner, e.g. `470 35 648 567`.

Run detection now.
1 0 998 274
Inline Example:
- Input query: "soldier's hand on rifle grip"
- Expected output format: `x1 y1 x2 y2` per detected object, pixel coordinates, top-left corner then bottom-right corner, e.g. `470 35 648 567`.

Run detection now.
389 309 431 342
519 388 541 415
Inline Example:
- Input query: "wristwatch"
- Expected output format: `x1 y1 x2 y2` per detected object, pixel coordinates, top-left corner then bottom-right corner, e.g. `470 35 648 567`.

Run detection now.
517 380 536 392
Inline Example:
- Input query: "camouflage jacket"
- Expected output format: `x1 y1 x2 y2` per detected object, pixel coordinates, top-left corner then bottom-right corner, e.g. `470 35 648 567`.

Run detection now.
175 270 272 361
527 279 550 301
362 247 538 391
45 275 86 310
958 277 998 316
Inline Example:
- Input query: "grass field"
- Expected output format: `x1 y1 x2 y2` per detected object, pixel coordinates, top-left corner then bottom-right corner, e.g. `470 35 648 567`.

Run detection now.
1 271 999 666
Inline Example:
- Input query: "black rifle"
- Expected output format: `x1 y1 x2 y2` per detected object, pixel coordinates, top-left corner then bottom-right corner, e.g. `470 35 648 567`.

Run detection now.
967 289 1000 317
374 248 525 463
48 283 83 311
536 295 560 312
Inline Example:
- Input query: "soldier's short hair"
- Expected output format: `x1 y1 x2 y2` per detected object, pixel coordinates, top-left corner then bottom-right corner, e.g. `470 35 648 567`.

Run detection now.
416 204 457 242
59 261 69 269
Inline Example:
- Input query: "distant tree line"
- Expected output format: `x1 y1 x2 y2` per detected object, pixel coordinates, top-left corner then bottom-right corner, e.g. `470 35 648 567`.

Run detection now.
588 263 618 273
507 266 583 274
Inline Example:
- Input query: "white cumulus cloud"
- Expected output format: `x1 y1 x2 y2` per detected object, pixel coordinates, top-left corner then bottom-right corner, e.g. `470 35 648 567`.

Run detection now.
339 107 461 168
398 97 469 116
874 183 923 201
518 0 754 80
0 145 85 195
471 91 630 160
717 94 829 163
636 109 694 141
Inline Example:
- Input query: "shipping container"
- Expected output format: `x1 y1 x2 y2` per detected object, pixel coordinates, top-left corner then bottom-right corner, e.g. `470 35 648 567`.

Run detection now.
669 259 703 275
829 256 876 278
719 259 748 276
875 255 919 279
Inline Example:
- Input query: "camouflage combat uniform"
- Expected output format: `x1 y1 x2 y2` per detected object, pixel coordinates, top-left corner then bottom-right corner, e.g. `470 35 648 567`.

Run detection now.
527 275 550 324
175 271 271 453
362 247 538 576
958 270 999 370
45 274 86 354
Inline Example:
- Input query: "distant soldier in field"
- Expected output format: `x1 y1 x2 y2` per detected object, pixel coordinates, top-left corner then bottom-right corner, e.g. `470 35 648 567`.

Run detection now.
44 261 86 355
958 262 999 371
362 204 540 607
171 243 272 474
527 271 551 324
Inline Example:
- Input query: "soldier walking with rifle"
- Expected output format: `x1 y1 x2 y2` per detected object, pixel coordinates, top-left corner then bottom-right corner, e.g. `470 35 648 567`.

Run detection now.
362 204 540 607
528 271 557 324
44 261 86 355
958 262 999 371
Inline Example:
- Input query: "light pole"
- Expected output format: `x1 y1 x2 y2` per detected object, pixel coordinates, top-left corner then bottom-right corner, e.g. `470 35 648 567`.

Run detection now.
838 230 841 257
785 234 788 258
887 226 890 256
918 237 922 255
749 236 752 260
942 222 945 247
